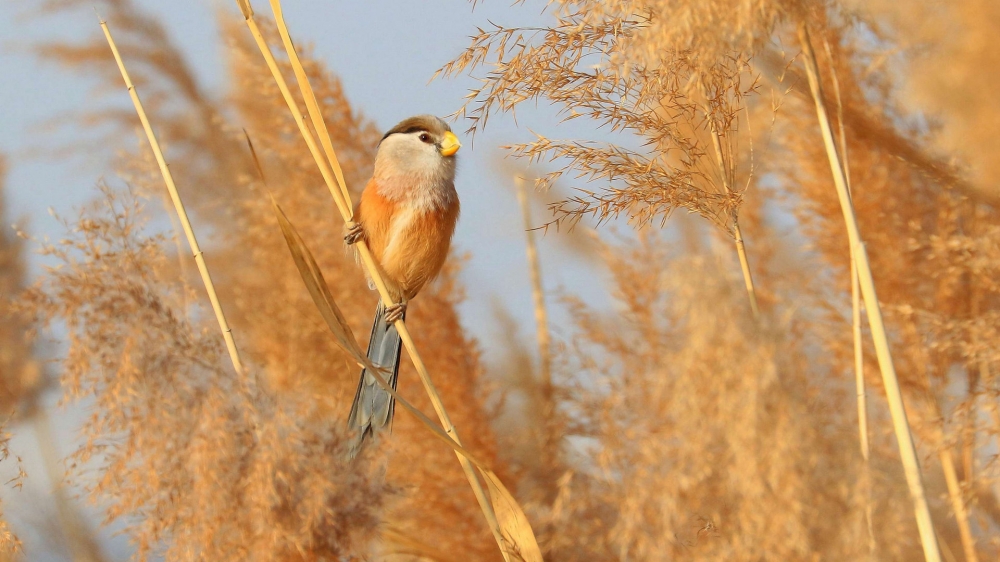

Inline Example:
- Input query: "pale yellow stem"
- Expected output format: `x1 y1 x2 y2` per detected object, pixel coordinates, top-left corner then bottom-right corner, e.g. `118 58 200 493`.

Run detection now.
851 263 869 457
101 20 245 377
823 37 871 464
941 448 979 562
799 23 941 562
703 100 760 318
514 175 559 485
825 36 876 555
733 224 760 317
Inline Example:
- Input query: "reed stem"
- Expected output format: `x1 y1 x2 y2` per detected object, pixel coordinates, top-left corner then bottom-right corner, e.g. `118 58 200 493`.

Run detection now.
733 223 760 317
514 175 557 479
703 102 760 318
514 176 552 393
798 23 941 562
940 448 979 562
823 36 876 556
100 19 245 377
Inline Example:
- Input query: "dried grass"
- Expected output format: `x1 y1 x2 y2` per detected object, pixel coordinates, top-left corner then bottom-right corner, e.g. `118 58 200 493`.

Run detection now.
15 1 508 559
6 0 1000 560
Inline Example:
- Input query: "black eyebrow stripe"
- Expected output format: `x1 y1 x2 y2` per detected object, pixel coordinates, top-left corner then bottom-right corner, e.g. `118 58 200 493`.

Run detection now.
381 126 428 141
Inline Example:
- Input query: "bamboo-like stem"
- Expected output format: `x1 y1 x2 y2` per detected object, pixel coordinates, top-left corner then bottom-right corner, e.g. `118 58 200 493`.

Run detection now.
822 37 870 461
851 256 876 555
703 101 760 318
100 19 245 377
798 23 941 562
850 267 869 454
733 225 759 317
823 37 876 555
235 1 507 552
941 448 980 562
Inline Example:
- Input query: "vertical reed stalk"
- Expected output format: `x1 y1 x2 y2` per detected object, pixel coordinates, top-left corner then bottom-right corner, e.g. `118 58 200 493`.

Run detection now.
851 256 876 555
703 103 760 318
798 23 941 562
235 1 511 554
940 448 979 562
733 225 759 316
514 176 552 393
823 37 875 555
847 212 867 459
822 37 870 460
514 175 556 470
263 1 351 208
100 19 245 377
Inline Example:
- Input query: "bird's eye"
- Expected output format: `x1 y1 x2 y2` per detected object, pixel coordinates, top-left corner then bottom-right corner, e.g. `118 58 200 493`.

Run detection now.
418 133 432 143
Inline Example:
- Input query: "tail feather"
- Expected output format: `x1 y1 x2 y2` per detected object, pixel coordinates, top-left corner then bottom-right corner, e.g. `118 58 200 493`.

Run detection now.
347 300 402 458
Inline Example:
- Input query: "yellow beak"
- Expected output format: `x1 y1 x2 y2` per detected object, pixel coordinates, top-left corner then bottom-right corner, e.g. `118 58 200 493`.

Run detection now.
439 131 461 157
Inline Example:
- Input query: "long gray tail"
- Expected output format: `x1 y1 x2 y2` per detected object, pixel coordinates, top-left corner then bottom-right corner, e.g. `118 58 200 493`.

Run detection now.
347 300 402 458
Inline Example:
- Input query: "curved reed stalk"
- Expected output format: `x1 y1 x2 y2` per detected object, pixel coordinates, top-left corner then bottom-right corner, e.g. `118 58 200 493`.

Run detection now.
798 23 941 562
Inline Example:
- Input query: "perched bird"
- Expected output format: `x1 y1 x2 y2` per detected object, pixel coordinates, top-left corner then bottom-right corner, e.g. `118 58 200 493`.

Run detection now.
344 115 461 457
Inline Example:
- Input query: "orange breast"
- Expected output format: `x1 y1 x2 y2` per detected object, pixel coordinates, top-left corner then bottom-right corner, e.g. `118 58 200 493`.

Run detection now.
355 179 459 301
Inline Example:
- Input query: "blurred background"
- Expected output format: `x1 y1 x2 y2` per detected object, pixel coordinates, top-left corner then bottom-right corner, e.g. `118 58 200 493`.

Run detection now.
0 0 998 560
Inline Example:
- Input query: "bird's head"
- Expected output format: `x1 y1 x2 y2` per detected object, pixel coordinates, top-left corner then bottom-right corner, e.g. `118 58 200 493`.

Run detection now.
374 115 461 184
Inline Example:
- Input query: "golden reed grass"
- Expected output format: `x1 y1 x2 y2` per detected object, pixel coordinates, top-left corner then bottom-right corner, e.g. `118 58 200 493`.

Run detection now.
4 0 1000 560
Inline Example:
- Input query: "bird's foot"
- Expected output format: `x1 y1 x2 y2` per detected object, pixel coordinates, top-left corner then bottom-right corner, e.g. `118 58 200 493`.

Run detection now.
383 302 407 323
344 221 364 245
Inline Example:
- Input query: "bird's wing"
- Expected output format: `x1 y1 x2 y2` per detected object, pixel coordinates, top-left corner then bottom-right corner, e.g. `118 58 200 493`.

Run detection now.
356 179 396 261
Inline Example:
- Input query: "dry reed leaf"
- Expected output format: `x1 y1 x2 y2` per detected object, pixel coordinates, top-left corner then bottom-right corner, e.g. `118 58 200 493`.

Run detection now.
483 471 544 562
269 195 367 363
270 197 544 560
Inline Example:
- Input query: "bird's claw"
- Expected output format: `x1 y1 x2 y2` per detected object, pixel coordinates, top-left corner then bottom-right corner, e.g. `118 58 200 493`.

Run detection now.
383 302 407 323
344 221 364 245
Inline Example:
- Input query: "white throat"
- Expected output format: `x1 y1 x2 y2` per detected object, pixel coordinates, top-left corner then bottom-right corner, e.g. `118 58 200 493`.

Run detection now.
373 134 457 211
